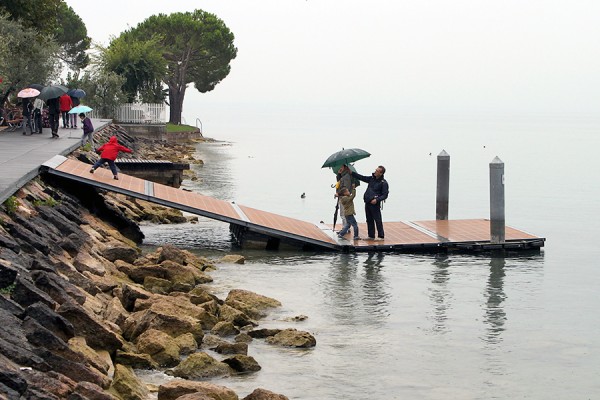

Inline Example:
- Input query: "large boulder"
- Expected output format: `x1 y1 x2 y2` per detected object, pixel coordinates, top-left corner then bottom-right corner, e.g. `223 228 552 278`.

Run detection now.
68 337 112 375
32 270 86 305
133 294 217 330
222 355 261 373
143 276 173 294
11 275 57 309
265 329 316 348
101 243 139 264
136 329 181 368
242 388 289 400
25 302 75 342
72 381 118 400
56 300 123 352
225 290 281 310
73 251 108 276
157 380 238 400
109 364 148 400
174 333 197 355
115 350 159 370
122 308 204 343
171 352 230 380
213 342 248 356
218 304 255 328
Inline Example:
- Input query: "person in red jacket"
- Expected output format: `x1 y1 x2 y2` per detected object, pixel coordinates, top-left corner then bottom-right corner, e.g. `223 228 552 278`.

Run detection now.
89 136 132 180
58 93 73 128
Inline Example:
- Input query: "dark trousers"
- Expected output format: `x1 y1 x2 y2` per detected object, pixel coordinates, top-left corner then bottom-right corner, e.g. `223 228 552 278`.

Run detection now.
365 202 384 238
34 110 42 132
23 114 32 134
49 113 59 133
92 158 118 176
61 111 69 128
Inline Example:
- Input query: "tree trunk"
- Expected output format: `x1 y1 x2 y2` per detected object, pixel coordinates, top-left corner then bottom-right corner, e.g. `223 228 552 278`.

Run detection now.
168 85 186 125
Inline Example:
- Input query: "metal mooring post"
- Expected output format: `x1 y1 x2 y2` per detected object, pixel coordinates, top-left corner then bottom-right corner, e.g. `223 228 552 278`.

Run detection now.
436 150 450 220
489 156 505 244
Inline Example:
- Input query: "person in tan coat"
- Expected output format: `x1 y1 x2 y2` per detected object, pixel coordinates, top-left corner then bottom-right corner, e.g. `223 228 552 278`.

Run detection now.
336 187 360 240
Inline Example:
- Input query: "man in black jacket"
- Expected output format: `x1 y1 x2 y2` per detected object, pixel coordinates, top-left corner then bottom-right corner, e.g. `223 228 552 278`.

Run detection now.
352 165 389 240
46 97 60 138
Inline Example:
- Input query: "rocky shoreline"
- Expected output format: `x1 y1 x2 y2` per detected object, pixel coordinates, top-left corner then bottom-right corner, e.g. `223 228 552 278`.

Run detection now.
0 125 316 400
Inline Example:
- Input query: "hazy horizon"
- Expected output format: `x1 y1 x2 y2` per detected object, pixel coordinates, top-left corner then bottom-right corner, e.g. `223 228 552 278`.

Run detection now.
65 1 600 124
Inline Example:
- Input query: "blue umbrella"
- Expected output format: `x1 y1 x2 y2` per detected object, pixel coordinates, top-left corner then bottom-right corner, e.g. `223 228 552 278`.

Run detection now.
67 88 86 98
68 105 93 114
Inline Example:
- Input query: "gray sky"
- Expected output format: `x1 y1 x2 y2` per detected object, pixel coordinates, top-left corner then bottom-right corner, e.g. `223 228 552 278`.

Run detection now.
66 0 600 120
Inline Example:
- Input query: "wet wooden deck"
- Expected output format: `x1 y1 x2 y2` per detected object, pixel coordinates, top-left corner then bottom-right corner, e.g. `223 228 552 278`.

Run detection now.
42 156 545 252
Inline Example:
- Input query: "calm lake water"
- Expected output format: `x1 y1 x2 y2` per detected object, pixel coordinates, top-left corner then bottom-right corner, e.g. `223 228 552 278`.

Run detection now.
140 109 600 399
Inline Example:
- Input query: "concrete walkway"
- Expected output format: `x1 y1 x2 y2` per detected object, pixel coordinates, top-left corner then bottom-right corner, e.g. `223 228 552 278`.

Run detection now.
0 118 111 204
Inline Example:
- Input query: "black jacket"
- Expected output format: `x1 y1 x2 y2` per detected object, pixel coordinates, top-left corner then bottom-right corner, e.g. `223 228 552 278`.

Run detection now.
352 172 389 204
47 97 60 114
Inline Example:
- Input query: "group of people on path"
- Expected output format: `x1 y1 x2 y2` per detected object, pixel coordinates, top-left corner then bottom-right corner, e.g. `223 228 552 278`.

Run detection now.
335 164 389 241
19 97 44 135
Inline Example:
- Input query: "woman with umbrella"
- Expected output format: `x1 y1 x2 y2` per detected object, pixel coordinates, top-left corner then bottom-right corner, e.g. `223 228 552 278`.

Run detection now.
68 89 85 129
16 87 40 135
21 97 33 135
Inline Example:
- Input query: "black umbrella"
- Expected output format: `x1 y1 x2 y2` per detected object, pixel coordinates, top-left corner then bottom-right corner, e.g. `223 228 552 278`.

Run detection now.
38 84 68 101
27 84 44 91
333 201 340 231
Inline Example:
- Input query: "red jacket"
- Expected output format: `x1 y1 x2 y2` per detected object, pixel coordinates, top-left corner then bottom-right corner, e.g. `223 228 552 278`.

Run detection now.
97 136 132 161
59 94 73 112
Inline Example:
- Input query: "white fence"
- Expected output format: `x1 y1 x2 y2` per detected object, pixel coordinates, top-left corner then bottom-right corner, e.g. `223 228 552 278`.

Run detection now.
116 103 166 124
89 103 166 124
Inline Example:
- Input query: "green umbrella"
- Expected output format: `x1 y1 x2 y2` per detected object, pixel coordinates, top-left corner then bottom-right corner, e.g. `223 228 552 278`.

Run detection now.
38 84 69 101
321 148 370 168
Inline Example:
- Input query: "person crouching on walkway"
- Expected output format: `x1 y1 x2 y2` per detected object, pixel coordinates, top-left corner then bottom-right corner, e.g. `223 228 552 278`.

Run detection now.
89 136 132 180
336 186 360 240
79 113 94 148
352 165 389 240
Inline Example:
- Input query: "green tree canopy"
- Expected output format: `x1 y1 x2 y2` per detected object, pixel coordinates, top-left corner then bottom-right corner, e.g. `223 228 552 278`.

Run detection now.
67 70 127 119
102 33 167 103
107 10 237 124
0 14 60 109
0 0 90 69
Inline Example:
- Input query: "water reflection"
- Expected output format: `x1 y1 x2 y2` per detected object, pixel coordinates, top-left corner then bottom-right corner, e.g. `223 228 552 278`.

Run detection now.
361 253 391 321
322 253 390 327
428 255 453 334
483 257 507 345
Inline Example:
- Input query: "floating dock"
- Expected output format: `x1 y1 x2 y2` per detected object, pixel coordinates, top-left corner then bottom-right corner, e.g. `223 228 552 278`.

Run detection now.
42 156 545 253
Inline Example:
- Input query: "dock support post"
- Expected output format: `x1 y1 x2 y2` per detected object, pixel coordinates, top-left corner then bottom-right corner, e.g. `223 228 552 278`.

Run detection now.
436 150 450 220
489 156 505 244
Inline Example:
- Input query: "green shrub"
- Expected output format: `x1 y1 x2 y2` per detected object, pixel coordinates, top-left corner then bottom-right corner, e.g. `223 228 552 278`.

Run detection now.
3 196 18 214
0 284 15 295
33 197 59 208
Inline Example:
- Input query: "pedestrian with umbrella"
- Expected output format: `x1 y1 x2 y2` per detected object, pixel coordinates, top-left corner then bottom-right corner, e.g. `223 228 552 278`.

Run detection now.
59 93 73 129
46 96 60 138
322 148 371 231
32 96 44 133
78 112 94 149
38 85 68 138
17 88 39 135
68 88 85 129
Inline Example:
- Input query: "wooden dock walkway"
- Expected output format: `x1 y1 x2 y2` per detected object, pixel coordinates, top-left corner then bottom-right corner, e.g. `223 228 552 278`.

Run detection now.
42 156 545 253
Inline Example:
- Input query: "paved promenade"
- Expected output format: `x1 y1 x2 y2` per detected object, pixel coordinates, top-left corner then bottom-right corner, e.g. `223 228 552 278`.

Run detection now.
0 118 111 204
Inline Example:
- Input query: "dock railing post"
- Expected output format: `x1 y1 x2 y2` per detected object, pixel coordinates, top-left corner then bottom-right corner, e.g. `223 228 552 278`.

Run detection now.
436 150 450 220
489 156 505 244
